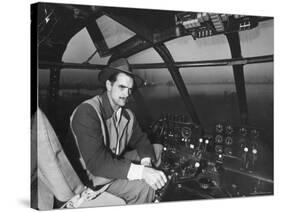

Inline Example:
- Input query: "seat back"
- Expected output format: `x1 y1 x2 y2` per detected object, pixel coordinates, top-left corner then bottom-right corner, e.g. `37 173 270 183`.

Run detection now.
32 109 85 209
31 108 125 210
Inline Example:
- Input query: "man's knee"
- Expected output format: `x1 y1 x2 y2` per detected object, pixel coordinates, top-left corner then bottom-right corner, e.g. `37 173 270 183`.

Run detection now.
134 180 155 203
106 179 155 204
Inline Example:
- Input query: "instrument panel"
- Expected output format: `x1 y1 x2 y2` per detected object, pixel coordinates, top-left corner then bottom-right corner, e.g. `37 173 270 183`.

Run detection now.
149 113 273 202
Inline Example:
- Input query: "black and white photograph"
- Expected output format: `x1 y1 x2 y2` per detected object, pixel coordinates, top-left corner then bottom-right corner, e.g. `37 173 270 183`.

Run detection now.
30 1 274 210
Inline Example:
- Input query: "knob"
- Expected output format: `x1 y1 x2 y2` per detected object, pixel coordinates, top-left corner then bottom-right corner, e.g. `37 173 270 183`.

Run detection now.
177 184 182 189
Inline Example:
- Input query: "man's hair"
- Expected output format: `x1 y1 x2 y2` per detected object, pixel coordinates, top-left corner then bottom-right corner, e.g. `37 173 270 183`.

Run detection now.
103 72 135 92
108 72 119 83
107 72 134 84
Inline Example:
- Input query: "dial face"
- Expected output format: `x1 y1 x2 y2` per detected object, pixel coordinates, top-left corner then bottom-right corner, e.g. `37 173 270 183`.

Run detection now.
215 145 223 153
239 127 247 136
250 129 260 138
215 124 224 133
224 147 233 155
181 126 192 139
199 178 213 190
225 136 233 145
226 125 234 135
215 134 224 143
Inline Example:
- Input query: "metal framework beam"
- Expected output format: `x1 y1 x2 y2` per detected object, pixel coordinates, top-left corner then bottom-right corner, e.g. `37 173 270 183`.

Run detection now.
39 54 273 70
86 20 110 57
108 19 272 63
154 44 201 125
48 67 61 126
132 55 273 69
109 36 151 63
226 32 248 124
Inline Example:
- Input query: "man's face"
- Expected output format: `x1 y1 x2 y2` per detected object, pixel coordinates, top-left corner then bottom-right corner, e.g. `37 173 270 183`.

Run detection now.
106 73 134 110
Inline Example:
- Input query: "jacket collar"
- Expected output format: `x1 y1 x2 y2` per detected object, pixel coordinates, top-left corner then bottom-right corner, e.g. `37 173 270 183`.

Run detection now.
100 92 130 120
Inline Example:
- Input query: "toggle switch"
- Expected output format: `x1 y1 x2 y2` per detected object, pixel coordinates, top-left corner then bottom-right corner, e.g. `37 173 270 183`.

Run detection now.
203 139 209 152
198 138 203 149
241 146 249 170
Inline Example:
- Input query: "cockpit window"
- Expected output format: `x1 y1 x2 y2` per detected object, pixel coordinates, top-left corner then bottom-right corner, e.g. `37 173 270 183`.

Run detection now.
96 15 136 48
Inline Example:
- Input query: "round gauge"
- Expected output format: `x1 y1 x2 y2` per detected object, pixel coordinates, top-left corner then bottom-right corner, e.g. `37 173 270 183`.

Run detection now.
225 125 234 135
225 136 233 145
215 124 224 133
215 145 223 154
250 129 260 139
161 162 170 171
239 127 247 136
181 126 192 139
199 178 213 190
224 147 233 155
215 134 224 143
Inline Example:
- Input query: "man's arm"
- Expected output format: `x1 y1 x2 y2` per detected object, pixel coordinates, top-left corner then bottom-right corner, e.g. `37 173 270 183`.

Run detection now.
71 103 131 179
72 104 167 190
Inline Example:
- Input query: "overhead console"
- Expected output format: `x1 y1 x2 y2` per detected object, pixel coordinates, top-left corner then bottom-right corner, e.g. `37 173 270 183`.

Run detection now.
175 12 271 40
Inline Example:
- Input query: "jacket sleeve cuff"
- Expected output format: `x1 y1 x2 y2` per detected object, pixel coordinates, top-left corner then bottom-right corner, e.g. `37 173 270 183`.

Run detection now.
140 157 152 167
127 163 144 180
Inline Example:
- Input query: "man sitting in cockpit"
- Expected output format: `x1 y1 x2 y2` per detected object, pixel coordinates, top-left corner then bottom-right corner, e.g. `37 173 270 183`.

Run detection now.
69 58 167 204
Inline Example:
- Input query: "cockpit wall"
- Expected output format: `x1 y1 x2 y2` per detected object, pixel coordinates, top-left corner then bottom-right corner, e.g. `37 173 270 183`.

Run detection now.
33 2 273 203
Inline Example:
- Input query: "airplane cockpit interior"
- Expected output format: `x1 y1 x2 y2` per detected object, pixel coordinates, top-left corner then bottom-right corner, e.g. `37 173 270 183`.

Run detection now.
31 2 274 209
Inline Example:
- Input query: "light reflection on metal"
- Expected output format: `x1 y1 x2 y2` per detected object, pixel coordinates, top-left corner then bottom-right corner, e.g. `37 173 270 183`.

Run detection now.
39 54 273 70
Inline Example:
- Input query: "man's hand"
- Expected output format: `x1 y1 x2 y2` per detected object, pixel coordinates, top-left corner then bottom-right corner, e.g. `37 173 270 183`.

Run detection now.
142 167 167 190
